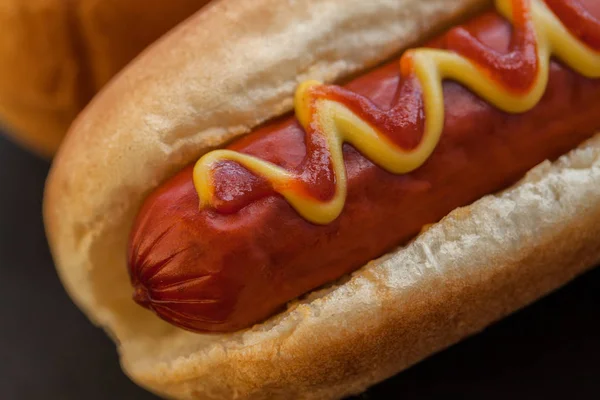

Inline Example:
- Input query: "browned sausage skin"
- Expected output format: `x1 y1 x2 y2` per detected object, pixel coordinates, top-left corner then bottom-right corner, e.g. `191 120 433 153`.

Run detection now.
129 2 600 333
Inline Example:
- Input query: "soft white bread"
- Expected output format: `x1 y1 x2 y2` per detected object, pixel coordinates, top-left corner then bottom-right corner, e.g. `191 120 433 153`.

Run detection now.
44 0 600 398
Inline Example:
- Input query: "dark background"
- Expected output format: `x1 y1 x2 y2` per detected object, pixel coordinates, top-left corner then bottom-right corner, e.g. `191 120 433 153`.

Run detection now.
0 131 598 400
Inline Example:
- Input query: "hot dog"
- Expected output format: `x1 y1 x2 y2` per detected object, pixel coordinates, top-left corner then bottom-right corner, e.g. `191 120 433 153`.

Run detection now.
44 0 600 399
129 0 600 332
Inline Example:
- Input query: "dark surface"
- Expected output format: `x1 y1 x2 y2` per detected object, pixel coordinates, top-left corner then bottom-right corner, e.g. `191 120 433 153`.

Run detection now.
0 131 598 400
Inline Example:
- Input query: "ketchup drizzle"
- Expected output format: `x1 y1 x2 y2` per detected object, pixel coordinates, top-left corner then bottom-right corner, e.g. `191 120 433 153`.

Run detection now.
205 0 599 217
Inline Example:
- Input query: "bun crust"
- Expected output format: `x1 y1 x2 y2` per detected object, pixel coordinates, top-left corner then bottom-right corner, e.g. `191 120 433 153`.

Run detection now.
0 0 209 157
44 0 600 398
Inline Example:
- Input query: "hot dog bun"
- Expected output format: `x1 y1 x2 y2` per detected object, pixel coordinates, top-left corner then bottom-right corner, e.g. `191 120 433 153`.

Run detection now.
44 0 600 398
0 0 210 157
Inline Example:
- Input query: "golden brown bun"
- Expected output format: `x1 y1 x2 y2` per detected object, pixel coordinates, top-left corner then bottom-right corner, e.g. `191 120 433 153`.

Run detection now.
45 0 600 398
0 0 210 157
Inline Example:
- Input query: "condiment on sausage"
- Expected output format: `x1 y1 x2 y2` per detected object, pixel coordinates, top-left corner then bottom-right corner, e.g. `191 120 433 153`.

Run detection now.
129 0 600 332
